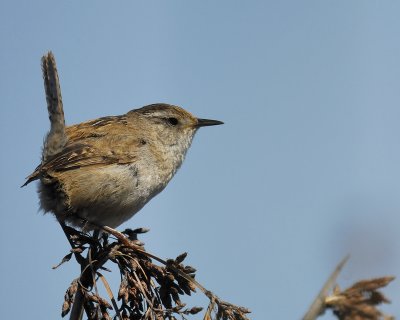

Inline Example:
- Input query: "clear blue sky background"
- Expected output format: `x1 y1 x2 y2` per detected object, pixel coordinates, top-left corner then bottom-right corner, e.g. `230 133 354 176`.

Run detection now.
1 1 400 319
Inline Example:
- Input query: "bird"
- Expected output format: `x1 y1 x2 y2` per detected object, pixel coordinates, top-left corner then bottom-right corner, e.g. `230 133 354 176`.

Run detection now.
23 103 223 230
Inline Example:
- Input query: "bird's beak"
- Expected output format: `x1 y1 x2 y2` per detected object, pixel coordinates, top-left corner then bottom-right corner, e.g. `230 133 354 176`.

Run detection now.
196 118 224 127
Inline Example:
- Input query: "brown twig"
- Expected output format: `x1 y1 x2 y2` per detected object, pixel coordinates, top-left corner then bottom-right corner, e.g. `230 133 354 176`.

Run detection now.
102 225 251 320
325 276 395 320
303 255 350 320
56 224 250 320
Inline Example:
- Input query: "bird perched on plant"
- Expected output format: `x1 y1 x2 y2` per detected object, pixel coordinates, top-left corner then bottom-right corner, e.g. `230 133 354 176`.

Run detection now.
23 103 223 229
23 53 223 230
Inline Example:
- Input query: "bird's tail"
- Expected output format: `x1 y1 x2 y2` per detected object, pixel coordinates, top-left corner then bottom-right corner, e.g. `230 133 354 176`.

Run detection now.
41 51 67 162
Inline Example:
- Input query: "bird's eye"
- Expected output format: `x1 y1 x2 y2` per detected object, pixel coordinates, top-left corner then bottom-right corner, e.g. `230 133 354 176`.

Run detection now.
167 117 179 126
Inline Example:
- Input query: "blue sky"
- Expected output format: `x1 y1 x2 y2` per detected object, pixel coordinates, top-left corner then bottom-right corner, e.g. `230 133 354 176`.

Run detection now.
1 1 400 319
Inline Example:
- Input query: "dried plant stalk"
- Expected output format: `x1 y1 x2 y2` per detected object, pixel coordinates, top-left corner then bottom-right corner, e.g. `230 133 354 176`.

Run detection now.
325 276 395 320
303 256 395 320
57 225 250 320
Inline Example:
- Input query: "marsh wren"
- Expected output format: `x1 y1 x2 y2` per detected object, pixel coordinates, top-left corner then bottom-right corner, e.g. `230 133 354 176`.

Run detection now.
24 103 223 229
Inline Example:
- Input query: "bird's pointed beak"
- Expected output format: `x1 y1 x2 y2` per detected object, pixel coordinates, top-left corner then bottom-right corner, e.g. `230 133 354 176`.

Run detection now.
196 118 224 127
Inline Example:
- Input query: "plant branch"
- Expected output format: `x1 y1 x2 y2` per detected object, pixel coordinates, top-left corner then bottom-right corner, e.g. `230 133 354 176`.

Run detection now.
302 255 349 320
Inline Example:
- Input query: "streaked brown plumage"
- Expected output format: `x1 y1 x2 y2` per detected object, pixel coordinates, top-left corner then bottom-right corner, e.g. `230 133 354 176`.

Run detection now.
24 103 223 229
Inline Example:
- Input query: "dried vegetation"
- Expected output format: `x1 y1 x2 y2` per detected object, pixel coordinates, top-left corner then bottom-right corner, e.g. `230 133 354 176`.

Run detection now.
57 225 250 320
325 276 395 320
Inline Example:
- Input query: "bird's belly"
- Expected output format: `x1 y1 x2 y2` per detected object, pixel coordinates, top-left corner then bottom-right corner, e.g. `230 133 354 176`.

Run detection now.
40 164 166 229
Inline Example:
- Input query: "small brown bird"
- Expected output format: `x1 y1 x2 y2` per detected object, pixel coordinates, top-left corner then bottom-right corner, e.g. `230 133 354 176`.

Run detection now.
24 103 223 229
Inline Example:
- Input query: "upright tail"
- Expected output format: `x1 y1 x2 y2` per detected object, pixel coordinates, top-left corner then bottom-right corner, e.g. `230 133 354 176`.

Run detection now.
41 51 67 162
22 52 67 188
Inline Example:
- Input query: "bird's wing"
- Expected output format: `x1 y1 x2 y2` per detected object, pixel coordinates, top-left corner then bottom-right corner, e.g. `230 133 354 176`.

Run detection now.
22 115 139 186
22 142 137 186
